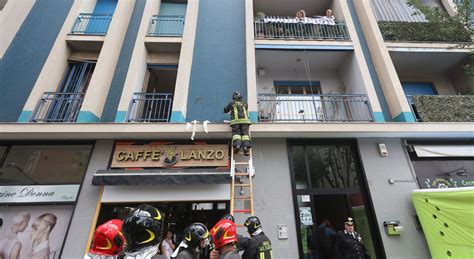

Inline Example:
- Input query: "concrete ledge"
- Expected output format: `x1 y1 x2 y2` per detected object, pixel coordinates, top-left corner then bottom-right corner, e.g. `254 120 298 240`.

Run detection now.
0 122 473 139
255 39 353 46
66 34 106 51
385 41 473 53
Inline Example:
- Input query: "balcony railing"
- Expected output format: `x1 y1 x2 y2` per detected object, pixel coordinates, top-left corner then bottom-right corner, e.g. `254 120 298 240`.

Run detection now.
148 15 185 37
407 95 474 122
128 93 173 122
71 13 113 35
254 16 350 40
258 94 374 122
31 92 84 122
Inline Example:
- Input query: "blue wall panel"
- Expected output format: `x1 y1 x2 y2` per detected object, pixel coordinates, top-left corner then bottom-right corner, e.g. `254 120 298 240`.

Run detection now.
186 0 247 122
0 0 74 122
101 0 146 122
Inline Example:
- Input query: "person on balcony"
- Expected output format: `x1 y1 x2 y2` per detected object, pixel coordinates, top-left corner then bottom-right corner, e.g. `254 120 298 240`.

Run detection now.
224 91 252 156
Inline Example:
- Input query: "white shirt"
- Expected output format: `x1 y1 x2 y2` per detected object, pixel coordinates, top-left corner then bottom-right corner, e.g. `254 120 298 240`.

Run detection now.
161 240 174 259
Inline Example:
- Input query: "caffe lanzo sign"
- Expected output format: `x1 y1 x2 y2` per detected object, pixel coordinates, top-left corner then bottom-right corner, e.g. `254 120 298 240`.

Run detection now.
0 185 80 203
111 144 229 168
418 177 474 189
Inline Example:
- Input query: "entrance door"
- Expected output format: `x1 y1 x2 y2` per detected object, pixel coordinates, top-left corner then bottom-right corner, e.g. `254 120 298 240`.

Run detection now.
290 142 383 259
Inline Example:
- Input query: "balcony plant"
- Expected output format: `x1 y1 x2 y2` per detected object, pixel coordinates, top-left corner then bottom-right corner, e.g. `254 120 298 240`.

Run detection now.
379 0 473 43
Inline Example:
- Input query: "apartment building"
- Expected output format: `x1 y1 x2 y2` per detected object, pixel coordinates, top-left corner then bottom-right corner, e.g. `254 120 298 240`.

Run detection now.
0 0 472 258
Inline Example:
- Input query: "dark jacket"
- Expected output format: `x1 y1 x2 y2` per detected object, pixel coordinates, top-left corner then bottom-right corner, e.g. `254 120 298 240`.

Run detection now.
224 100 251 125
334 231 366 259
242 233 273 259
174 248 199 259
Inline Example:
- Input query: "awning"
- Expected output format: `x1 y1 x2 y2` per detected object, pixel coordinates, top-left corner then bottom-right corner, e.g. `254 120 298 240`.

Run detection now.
413 145 474 157
92 169 231 186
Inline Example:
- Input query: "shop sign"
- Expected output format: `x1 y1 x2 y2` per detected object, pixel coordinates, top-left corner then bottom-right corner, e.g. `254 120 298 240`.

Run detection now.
0 185 80 203
418 177 474 189
111 144 228 168
299 207 313 226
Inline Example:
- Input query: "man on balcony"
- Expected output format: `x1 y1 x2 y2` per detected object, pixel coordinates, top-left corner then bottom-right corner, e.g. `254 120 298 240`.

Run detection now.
224 91 252 156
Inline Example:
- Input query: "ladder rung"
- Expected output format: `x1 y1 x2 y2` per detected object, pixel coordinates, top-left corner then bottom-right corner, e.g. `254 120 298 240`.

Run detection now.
234 173 250 176
234 196 251 199
235 162 249 165
234 209 251 213
234 184 250 187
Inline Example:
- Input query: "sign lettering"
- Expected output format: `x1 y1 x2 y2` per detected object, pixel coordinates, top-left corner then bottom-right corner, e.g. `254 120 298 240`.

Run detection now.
0 185 80 203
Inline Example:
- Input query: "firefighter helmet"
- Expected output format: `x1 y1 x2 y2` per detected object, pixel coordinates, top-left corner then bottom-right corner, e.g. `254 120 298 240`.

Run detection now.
183 223 210 248
210 219 238 250
244 216 262 235
221 214 235 223
90 219 125 256
232 91 242 100
122 205 162 253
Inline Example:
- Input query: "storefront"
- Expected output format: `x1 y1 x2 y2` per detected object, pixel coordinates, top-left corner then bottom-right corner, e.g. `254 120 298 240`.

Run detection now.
88 141 233 253
0 142 93 258
287 140 384 259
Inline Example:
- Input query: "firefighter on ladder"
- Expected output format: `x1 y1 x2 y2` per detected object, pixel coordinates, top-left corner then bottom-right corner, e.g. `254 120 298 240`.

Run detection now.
224 91 252 156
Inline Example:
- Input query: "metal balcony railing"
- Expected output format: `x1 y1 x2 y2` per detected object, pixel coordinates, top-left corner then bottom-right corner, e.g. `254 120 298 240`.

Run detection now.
258 94 374 122
148 15 185 36
128 93 173 122
31 92 85 122
71 13 113 35
254 16 350 40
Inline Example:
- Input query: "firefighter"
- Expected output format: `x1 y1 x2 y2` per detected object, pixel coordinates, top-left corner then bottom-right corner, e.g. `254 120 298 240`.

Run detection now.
172 223 210 259
86 219 125 258
224 91 252 156
122 205 162 258
209 219 241 259
221 214 247 252
242 216 273 259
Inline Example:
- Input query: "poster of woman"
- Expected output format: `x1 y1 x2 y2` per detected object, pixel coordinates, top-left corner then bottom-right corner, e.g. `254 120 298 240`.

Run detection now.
0 205 73 259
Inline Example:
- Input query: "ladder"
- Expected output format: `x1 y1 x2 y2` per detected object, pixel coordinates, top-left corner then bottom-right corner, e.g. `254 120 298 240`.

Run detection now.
230 146 255 217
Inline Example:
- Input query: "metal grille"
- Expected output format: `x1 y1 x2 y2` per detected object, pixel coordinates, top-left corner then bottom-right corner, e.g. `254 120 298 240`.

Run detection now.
70 13 112 35
31 92 85 122
258 94 374 122
254 18 350 40
128 93 173 122
148 15 185 36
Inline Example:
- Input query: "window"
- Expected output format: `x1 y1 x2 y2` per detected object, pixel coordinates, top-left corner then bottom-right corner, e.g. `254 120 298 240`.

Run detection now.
0 144 92 185
274 81 321 95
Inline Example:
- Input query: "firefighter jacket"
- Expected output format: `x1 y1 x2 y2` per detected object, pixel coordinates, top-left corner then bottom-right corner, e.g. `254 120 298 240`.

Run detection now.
224 100 251 125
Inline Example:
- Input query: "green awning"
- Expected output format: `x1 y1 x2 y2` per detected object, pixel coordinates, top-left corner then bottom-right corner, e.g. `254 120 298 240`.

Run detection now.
412 187 474 259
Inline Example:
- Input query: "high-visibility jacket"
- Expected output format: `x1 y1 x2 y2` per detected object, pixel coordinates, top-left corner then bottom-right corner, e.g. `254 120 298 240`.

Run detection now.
224 100 251 125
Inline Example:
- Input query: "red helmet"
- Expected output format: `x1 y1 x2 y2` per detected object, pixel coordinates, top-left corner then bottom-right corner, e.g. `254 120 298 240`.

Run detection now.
90 219 125 256
210 219 238 250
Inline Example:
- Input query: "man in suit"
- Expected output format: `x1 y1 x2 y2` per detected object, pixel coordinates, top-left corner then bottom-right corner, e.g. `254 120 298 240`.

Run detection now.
334 218 368 259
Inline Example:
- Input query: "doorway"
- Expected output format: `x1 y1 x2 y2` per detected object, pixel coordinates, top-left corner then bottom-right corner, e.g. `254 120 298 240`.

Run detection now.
289 141 383 259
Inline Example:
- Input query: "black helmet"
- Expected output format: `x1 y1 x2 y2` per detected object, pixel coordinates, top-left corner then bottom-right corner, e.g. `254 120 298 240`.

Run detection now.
244 216 262 235
183 223 210 248
232 91 242 100
122 204 162 253
221 214 235 223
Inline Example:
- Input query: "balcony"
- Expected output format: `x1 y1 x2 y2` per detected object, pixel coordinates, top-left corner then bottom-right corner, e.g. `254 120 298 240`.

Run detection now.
70 13 112 35
407 95 473 122
258 94 373 122
148 15 185 37
127 93 173 122
254 16 350 41
31 92 84 122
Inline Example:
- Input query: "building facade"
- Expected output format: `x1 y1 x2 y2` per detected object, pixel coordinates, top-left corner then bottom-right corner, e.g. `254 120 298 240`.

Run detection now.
0 0 472 258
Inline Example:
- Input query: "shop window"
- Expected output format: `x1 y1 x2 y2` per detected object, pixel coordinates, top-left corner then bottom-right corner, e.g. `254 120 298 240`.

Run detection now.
306 145 359 188
0 145 92 185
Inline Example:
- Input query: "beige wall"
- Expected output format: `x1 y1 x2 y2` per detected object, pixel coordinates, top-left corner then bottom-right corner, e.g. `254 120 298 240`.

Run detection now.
22 0 97 111
0 0 36 58
245 0 258 114
80 0 135 119
354 0 412 118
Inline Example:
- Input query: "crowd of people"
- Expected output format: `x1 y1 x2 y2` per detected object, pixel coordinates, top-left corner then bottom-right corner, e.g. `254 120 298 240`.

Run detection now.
86 204 273 259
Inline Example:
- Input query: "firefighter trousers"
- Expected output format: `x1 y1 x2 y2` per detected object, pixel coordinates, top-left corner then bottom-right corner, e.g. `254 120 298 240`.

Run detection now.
231 124 251 149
